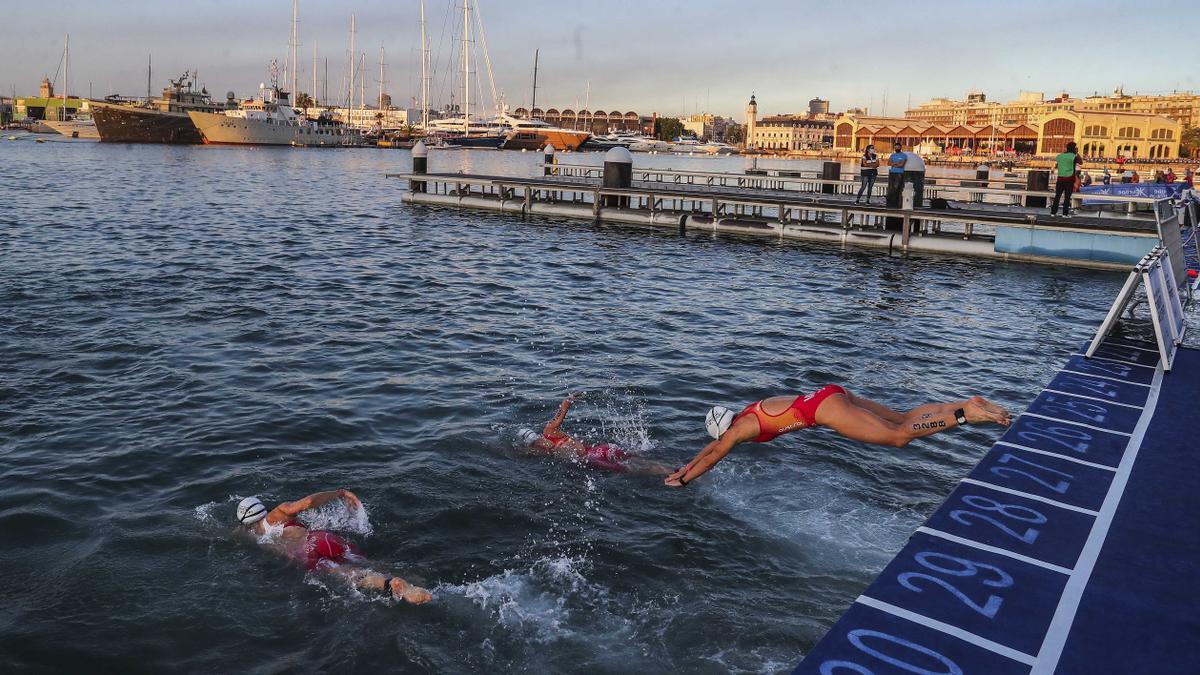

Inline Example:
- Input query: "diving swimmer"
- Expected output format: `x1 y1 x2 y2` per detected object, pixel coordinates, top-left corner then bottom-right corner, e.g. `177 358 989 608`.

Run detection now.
236 489 431 604
518 393 670 474
666 386 1011 487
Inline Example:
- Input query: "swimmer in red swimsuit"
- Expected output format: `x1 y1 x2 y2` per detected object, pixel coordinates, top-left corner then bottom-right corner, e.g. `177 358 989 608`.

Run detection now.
665 386 1011 487
519 393 671 474
235 489 431 604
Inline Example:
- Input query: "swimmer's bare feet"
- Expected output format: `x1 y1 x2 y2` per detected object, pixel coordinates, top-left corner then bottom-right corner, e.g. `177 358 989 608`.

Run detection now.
966 396 1010 426
390 577 431 604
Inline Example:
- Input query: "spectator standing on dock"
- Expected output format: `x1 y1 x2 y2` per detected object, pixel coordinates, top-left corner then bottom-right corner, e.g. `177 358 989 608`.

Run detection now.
1051 141 1082 217
1102 167 1112 185
856 145 880 204
903 149 927 208
1081 171 1093 187
1185 168 1194 188
1165 168 1176 183
886 143 908 209
1131 170 1141 184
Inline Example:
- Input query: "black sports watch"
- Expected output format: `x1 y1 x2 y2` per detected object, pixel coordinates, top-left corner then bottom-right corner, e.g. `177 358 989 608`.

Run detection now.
954 408 968 426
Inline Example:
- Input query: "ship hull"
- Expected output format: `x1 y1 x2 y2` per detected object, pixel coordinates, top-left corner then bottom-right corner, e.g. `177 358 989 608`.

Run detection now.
188 111 354 147
92 104 202 144
500 128 590 151
42 119 100 139
442 134 504 149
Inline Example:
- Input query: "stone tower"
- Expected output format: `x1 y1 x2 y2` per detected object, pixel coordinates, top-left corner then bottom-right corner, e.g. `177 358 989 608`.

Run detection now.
39 77 54 99
745 94 757 149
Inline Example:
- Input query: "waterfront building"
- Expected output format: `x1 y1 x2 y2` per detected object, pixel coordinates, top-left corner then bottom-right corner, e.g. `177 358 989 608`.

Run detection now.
834 108 1180 158
743 95 833 150
809 97 829 116
15 96 87 120
328 106 417 131
907 88 1200 129
1 97 12 125
512 107 651 135
682 113 734 141
745 95 758 147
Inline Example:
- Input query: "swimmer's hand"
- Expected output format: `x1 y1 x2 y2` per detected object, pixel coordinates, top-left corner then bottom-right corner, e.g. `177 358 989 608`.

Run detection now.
389 578 431 604
337 489 362 510
664 466 690 487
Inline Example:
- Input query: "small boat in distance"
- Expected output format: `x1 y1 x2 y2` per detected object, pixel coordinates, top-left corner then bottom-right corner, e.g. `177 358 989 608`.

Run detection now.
42 115 99 139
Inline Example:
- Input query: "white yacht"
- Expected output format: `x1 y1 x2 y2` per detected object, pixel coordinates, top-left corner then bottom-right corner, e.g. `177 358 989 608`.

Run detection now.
188 70 358 147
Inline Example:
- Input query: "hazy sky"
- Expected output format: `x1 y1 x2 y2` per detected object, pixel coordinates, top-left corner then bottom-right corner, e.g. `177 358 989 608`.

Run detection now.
3 0 1197 117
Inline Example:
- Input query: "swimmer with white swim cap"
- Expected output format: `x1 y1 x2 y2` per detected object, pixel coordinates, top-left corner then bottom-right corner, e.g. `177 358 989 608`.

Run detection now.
518 393 671 474
666 386 1010 487
236 489 431 604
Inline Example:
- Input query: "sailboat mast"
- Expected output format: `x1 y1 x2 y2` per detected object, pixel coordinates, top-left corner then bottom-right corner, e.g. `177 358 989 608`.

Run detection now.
347 13 355 112
312 38 318 107
62 34 69 121
462 0 469 135
359 52 365 113
379 45 385 111
420 0 429 130
530 49 538 118
289 0 298 97
146 53 152 101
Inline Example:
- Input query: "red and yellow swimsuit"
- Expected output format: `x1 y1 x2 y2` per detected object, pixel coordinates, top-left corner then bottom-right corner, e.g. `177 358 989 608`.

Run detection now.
733 385 846 442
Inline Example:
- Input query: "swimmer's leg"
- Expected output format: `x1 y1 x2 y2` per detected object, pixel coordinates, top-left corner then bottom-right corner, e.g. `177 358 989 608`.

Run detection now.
815 393 1008 448
844 390 905 424
322 562 432 604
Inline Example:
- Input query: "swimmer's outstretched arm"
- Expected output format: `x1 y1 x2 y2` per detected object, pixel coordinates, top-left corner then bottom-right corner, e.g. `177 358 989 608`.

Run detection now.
542 393 579 436
666 419 755 487
326 564 432 604
270 489 362 522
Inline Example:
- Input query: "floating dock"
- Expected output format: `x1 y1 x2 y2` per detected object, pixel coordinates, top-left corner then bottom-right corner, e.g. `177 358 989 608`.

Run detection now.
794 336 1199 673
389 162 1187 271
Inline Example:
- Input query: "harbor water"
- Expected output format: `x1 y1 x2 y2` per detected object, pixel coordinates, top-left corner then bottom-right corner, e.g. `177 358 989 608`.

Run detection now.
1 139 1127 673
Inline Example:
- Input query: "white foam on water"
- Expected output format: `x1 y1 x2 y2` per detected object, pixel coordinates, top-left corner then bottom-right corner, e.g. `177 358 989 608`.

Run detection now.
436 555 602 643
297 501 373 537
709 461 921 571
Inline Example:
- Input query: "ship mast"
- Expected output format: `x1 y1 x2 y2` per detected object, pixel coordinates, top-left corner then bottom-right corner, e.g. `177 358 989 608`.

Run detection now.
62 34 69 121
359 51 365 114
420 0 429 131
289 0 298 98
146 53 152 102
458 0 468 134
530 49 538 119
378 45 385 111
346 13 355 113
312 38 318 107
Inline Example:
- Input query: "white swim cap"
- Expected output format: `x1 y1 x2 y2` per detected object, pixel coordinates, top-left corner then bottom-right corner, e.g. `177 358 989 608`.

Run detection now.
237 496 268 525
705 406 734 440
518 428 540 446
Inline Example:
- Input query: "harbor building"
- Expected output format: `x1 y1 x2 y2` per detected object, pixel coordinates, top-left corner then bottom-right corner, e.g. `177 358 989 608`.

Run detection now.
682 113 735 141
328 106 417 131
512 107 652 135
744 95 834 150
906 88 1200 129
834 107 1180 158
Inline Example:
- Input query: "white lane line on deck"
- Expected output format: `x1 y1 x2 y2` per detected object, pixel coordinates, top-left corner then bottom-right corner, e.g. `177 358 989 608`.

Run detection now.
1074 354 1157 369
1059 370 1153 387
915 527 1073 575
959 478 1100 516
1041 389 1144 410
1018 412 1133 437
993 442 1118 472
1031 364 1164 674
1098 341 1159 353
857 596 1036 666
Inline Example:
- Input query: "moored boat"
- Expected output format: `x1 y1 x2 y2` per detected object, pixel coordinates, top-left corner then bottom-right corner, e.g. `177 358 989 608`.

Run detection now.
187 68 359 147
499 118 590 151
92 73 232 144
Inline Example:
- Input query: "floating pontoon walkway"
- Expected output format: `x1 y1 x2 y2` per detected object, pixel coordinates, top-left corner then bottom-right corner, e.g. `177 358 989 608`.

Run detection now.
794 338 1200 674
390 170 1180 271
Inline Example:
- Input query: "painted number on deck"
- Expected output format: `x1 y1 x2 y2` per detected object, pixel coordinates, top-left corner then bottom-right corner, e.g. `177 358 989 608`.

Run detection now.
1059 375 1122 399
898 551 1014 619
820 629 963 675
989 453 1073 494
1071 360 1134 379
1037 394 1110 424
1017 420 1092 453
950 495 1047 544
